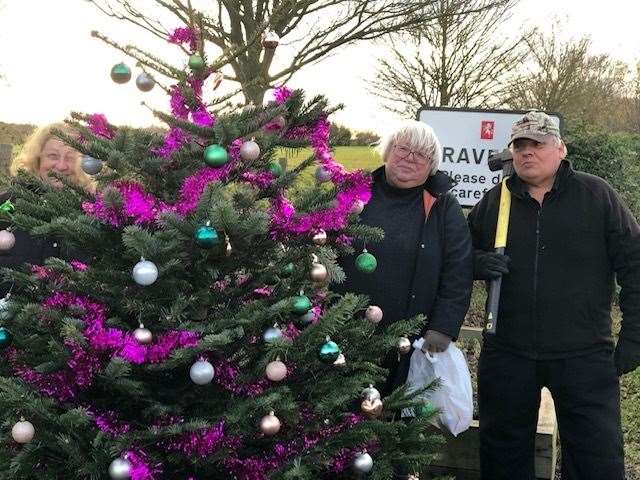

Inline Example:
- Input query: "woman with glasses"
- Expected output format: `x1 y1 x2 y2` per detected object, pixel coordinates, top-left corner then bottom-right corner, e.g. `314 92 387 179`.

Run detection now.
337 120 473 400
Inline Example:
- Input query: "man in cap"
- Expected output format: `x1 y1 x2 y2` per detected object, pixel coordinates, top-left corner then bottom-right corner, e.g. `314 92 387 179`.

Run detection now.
468 111 640 479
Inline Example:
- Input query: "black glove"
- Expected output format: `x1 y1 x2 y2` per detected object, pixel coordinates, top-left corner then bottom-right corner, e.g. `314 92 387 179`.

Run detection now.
473 251 510 280
614 337 640 376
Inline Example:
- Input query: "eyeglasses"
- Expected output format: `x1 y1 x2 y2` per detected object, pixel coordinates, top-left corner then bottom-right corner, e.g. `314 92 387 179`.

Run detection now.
394 144 430 164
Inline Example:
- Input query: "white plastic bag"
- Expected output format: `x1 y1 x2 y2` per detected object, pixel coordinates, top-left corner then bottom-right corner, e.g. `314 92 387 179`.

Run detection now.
402 338 473 436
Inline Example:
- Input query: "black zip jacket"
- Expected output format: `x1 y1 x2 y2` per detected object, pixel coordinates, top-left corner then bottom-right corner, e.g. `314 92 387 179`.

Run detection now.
468 160 640 358
337 166 473 340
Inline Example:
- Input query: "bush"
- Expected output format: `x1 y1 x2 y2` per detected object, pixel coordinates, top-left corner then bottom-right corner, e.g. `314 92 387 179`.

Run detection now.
565 124 640 219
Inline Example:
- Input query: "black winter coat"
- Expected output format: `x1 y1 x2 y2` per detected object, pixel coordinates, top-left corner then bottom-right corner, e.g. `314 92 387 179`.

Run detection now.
468 160 640 359
0 192 77 297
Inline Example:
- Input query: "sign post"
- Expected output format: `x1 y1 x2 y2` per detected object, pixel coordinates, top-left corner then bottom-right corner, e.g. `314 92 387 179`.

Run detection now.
417 107 562 207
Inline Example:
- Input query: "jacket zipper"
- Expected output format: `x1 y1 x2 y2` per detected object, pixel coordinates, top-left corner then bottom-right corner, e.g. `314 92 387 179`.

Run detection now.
532 205 542 355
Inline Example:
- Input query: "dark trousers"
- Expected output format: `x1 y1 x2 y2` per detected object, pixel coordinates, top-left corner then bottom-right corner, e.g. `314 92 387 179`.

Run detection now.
478 347 625 480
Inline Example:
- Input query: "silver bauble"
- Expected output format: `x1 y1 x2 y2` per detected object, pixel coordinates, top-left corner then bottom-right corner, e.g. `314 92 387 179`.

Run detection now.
352 451 374 474
225 241 233 257
240 140 261 161
0 230 16 251
190 359 215 385
315 166 332 183
310 263 328 283
108 457 132 479
133 325 153 344
11 420 35 443
132 259 158 286
312 229 327 246
81 155 103 175
361 384 381 401
299 309 316 325
398 336 412 354
351 199 365 215
135 72 155 92
263 326 282 343
0 296 10 321
259 411 281 435
333 353 346 367
365 305 383 324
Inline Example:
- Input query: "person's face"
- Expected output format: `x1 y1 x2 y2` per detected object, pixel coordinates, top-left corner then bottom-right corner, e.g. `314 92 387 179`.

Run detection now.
384 141 432 188
38 138 79 183
511 136 565 187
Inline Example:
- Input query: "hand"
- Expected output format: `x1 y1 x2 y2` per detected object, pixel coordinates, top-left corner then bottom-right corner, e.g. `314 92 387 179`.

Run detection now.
614 337 640 376
422 330 452 353
474 251 510 280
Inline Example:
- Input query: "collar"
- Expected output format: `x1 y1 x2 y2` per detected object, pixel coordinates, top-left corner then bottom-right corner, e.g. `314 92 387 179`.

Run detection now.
372 166 455 197
506 159 574 198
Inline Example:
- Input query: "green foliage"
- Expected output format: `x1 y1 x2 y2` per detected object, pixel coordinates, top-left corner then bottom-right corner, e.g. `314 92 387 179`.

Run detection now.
565 123 640 219
0 90 439 479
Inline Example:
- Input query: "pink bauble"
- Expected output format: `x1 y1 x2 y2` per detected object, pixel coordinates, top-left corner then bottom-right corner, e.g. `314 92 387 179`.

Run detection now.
351 199 365 215
239 140 261 161
259 412 281 436
0 230 16 251
11 420 35 444
365 305 383 324
265 360 287 381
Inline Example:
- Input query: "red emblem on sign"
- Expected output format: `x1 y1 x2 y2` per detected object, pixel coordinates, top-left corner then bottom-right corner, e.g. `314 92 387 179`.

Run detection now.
481 120 495 140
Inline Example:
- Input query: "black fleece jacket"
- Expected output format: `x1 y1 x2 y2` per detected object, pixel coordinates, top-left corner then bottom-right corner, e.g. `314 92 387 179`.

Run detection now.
468 160 640 359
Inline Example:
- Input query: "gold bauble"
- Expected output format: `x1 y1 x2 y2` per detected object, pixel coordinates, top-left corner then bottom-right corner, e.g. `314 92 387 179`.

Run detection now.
360 398 384 419
310 263 328 283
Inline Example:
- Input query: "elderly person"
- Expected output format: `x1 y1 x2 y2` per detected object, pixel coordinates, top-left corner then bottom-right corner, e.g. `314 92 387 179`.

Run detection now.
0 123 93 296
469 111 640 480
337 120 473 397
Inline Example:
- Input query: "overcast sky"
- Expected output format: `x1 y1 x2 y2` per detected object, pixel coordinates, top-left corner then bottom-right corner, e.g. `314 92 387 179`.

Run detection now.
0 0 639 135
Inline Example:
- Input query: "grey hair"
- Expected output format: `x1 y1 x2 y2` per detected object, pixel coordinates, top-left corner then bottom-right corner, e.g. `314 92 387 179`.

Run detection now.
376 120 442 175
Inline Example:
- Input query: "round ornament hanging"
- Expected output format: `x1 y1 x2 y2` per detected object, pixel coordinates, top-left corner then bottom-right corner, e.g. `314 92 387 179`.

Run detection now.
353 451 374 474
188 54 205 71
239 140 260 161
355 249 377 273
0 327 12 349
110 62 132 84
108 457 132 479
81 155 103 175
259 411 281 435
263 325 283 343
0 229 16 251
135 72 155 92
318 337 341 364
204 144 228 167
133 324 153 345
190 359 215 385
365 305 383 324
132 258 158 286
11 419 34 444
291 294 312 315
265 359 287 382
195 223 220 249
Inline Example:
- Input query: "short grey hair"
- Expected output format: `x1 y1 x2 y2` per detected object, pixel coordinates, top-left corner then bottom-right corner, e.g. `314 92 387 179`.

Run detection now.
376 120 442 175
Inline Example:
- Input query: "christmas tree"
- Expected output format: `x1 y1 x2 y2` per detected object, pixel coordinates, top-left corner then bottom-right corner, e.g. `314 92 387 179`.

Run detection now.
0 19 441 480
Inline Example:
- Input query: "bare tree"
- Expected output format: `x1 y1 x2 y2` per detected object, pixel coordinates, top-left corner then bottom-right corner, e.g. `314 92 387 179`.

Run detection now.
368 0 527 116
87 0 506 105
506 27 630 128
